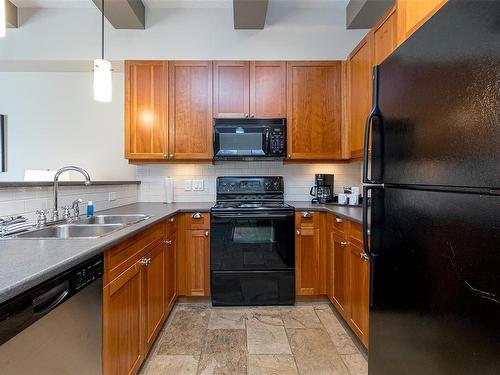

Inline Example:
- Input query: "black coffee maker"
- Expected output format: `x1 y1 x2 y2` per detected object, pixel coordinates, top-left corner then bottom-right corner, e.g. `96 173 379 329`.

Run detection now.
310 174 334 203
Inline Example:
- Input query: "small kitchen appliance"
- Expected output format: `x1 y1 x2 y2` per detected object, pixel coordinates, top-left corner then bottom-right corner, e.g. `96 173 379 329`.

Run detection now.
310 174 334 204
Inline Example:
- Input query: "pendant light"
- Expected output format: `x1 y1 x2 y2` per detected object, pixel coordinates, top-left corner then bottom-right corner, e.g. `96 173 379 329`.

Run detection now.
93 0 112 102
0 0 6 38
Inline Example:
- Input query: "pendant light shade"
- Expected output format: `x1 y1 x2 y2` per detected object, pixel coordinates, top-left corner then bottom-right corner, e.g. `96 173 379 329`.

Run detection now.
93 0 112 102
93 59 112 102
0 0 6 38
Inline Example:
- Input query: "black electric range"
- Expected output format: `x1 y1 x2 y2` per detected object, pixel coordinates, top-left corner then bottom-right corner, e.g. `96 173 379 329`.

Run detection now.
210 176 295 306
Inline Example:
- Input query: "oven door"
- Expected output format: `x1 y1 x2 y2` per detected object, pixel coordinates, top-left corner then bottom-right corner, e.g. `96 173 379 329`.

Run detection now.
210 211 295 271
214 126 269 159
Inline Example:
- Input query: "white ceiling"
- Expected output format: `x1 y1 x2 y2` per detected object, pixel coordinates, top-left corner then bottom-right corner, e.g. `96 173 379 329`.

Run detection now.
12 0 350 9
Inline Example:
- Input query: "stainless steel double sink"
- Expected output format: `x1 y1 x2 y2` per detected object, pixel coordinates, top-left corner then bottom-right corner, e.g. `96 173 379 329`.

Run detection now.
15 214 150 239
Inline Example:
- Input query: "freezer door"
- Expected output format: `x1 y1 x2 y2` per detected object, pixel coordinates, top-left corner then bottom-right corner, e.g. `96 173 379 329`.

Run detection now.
373 0 500 188
369 187 500 375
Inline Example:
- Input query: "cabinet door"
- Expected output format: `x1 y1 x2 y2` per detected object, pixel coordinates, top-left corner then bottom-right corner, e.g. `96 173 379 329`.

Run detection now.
286 61 342 160
295 227 320 295
125 61 168 160
373 7 398 66
168 61 213 160
348 242 370 348
348 39 372 159
397 0 447 43
103 262 144 375
331 233 350 319
250 61 286 118
165 234 177 313
185 229 210 296
213 61 250 118
144 242 166 348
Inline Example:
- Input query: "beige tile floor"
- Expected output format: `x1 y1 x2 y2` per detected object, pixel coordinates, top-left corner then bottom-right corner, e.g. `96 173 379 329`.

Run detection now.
139 302 368 375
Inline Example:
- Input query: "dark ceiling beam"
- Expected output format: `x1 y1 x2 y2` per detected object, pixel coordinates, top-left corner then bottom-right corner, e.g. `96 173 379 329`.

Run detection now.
91 0 145 29
233 0 269 30
346 0 394 29
6 0 18 28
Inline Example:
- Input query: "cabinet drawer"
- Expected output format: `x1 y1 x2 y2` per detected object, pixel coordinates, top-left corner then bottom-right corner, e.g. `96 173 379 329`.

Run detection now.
349 221 363 247
104 221 165 285
295 211 320 228
185 212 210 230
165 215 178 236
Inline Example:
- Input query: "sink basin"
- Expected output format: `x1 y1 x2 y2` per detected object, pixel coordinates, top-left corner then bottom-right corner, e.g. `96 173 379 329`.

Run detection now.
78 214 150 225
16 224 124 239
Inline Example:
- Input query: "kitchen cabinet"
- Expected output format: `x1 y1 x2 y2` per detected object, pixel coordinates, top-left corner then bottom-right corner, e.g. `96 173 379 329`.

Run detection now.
295 212 321 295
144 242 166 348
286 61 343 160
125 61 168 160
347 38 372 159
103 262 145 375
213 61 250 118
168 61 213 160
185 229 210 296
250 61 287 118
373 6 398 66
330 232 350 318
396 0 447 44
164 233 177 314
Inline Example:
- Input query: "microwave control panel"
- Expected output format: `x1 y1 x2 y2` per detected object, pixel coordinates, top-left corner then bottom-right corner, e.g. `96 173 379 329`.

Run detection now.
269 126 285 155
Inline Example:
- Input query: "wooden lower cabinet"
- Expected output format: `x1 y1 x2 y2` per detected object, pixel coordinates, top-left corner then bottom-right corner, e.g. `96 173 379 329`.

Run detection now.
165 234 177 313
348 242 370 348
330 232 351 318
295 226 320 295
185 229 211 296
103 262 145 375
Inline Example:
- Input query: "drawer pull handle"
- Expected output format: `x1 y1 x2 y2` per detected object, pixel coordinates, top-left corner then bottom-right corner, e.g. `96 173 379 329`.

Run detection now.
138 258 151 266
296 229 301 236
205 231 209 237
335 217 343 223
169 217 175 223
302 211 312 218
360 253 370 261
192 212 202 219
164 239 172 245
340 241 349 247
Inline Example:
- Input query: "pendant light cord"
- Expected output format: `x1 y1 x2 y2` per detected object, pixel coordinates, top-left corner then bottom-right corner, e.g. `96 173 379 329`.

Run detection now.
101 0 105 60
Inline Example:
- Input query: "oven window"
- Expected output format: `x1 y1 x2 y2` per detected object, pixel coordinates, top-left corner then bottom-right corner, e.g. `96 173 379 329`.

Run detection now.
233 225 274 243
219 133 264 155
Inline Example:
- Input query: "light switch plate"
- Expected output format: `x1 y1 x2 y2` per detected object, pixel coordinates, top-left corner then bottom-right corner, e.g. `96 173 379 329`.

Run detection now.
108 192 117 201
192 179 204 191
184 180 192 191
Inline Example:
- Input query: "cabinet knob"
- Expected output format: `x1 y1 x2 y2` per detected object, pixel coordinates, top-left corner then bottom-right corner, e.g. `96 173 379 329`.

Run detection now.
367 228 371 236
169 217 175 223
335 217 343 223
169 154 174 159
164 239 172 245
287 154 291 158
360 253 370 261
192 212 202 219
250 113 255 118
205 231 209 237
138 258 151 265
244 113 249 118
163 154 168 159
302 211 312 218
340 241 349 247
296 229 301 236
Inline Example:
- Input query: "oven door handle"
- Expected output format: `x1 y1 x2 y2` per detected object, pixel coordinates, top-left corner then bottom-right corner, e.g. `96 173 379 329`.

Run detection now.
211 212 295 220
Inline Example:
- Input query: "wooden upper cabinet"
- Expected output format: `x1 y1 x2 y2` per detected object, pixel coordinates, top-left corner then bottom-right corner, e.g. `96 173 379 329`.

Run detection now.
125 61 168 159
103 262 144 375
397 0 447 44
287 61 343 160
373 6 398 66
348 39 372 159
213 61 250 118
250 61 286 118
168 61 213 160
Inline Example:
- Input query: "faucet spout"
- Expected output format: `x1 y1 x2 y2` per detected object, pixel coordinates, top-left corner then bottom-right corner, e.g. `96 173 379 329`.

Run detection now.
52 166 92 221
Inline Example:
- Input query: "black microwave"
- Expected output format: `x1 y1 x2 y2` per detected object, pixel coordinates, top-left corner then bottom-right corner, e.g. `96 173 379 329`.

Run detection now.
213 118 286 160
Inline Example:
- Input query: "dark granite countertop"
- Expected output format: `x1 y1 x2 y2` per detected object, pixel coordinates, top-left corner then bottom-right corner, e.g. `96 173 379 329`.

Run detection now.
0 180 141 188
0 201 363 305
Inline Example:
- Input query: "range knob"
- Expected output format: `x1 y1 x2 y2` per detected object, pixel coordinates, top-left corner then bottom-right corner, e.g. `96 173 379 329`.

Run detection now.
273 180 280 190
230 183 236 190
264 181 271 190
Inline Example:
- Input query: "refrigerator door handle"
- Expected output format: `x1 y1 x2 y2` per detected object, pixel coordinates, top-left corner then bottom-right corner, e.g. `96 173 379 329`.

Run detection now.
363 65 382 184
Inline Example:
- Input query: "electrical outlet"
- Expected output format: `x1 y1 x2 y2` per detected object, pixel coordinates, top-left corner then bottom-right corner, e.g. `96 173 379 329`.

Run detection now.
184 180 192 191
108 192 117 201
192 179 204 191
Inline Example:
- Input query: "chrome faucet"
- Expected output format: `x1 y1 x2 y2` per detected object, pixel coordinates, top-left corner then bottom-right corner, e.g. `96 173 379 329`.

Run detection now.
52 166 91 221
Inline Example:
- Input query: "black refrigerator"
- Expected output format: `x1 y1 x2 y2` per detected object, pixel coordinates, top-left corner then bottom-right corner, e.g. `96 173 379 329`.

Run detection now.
363 1 500 374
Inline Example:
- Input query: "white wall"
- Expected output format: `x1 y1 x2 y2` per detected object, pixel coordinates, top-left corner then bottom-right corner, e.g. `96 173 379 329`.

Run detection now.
2 5 368 60
0 72 135 181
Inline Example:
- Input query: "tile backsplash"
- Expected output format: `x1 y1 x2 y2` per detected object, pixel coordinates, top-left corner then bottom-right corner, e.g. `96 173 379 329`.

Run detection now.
0 184 138 222
138 161 362 203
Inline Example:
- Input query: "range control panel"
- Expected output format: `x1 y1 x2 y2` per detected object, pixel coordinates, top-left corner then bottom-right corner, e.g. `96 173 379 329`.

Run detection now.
217 177 284 194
